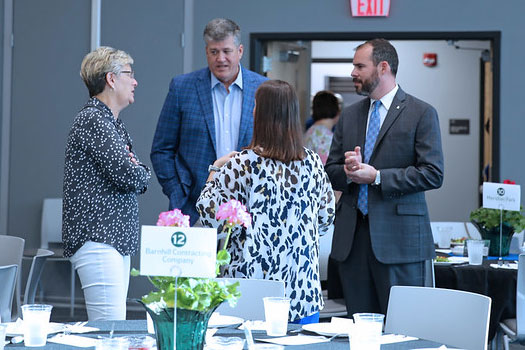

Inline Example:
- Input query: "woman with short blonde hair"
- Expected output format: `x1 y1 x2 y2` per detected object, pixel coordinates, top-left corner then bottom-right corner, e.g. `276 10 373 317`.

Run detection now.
63 46 150 321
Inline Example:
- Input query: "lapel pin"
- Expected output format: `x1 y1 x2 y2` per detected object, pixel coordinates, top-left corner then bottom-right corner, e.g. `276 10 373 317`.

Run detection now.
396 105 400 109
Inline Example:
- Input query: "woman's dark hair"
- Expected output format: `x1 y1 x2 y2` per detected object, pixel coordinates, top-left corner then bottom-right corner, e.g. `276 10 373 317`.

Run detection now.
312 90 340 122
248 80 305 162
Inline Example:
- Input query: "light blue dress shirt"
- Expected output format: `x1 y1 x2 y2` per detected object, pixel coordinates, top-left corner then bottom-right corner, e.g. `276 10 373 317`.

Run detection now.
211 67 243 158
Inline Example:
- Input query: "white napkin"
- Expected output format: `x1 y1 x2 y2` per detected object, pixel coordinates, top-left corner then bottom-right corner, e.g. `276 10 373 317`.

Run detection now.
381 334 418 344
256 334 329 345
238 320 266 331
47 334 99 348
5 319 66 336
490 263 518 269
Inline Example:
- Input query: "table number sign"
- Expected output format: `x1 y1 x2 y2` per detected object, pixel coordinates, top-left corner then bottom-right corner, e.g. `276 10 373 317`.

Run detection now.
482 182 521 211
139 225 217 277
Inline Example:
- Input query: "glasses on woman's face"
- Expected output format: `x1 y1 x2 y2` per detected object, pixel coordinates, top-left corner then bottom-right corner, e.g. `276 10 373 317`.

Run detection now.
120 70 135 79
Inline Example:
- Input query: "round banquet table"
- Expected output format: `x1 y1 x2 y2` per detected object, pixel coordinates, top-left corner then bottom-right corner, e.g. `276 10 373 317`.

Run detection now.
434 258 517 340
5 319 453 349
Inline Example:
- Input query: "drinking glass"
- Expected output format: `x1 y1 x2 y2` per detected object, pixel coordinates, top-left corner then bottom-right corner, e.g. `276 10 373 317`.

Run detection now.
263 297 290 336
351 313 384 350
21 304 53 347
467 239 484 265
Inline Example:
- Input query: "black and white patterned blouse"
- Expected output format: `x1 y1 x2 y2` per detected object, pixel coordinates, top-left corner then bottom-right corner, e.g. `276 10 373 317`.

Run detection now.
196 148 335 321
62 97 150 258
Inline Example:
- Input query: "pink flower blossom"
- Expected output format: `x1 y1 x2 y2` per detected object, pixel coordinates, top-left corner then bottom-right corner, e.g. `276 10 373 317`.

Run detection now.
216 199 251 229
157 208 190 228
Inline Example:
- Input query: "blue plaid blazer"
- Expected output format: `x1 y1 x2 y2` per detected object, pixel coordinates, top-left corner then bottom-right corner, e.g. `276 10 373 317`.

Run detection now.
151 66 267 224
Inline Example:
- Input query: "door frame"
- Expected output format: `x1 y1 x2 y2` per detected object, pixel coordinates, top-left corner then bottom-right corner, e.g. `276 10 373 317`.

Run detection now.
250 31 501 187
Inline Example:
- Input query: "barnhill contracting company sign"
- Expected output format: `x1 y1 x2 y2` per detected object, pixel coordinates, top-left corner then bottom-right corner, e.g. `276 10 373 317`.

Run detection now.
350 0 390 17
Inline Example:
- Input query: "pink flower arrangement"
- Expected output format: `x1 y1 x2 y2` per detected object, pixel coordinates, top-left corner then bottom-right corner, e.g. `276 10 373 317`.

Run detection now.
216 199 252 229
215 199 251 273
156 208 190 228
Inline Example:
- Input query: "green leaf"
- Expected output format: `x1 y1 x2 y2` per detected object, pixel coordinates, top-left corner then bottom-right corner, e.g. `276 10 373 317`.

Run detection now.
216 250 231 266
470 205 525 232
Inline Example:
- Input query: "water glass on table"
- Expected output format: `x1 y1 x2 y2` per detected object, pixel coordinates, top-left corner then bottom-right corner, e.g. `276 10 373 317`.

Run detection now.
263 297 290 336
21 304 53 347
96 337 129 350
467 239 484 265
437 226 453 248
351 313 384 350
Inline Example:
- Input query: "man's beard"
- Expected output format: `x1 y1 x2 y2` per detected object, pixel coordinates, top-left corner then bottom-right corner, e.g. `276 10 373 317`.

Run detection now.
354 71 380 96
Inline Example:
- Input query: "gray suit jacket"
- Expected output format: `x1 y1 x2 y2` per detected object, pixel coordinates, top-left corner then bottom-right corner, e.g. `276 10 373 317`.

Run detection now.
325 88 444 264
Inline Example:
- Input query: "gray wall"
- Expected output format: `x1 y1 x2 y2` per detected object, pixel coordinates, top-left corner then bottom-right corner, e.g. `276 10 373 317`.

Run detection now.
2 0 525 300
0 1 4 161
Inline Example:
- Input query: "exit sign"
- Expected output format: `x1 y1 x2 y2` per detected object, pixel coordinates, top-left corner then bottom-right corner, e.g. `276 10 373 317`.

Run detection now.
350 0 390 17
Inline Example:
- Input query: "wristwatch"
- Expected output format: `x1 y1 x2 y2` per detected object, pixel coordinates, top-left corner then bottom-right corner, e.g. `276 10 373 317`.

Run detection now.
208 164 221 173
372 170 381 186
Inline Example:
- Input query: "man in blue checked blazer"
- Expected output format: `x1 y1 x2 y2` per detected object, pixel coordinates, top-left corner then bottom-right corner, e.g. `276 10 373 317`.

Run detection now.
325 39 444 316
151 18 267 225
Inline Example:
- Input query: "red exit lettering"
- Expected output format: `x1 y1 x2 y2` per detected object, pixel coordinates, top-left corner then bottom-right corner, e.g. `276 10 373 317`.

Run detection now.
350 0 390 17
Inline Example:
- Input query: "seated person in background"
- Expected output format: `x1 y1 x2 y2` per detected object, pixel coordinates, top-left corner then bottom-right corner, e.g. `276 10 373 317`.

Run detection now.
304 90 341 164
197 80 335 324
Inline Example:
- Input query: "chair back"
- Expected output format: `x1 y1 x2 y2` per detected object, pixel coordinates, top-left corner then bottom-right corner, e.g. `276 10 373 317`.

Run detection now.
430 221 482 244
23 249 54 305
41 198 63 248
0 235 25 320
215 278 285 320
319 225 334 282
385 286 491 350
0 264 18 322
516 254 525 341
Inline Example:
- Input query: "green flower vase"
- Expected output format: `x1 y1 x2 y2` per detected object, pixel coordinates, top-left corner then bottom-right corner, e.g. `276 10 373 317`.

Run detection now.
139 301 217 350
471 221 514 256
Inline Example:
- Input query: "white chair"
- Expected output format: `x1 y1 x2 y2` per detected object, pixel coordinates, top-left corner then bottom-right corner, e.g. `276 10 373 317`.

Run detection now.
23 249 54 305
0 264 18 322
430 221 482 246
319 226 334 282
215 278 285 320
318 225 347 319
499 253 525 350
39 198 76 317
385 286 491 350
0 235 25 320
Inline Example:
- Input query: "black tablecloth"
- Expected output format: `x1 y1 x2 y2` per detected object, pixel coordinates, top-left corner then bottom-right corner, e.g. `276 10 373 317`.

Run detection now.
434 259 517 340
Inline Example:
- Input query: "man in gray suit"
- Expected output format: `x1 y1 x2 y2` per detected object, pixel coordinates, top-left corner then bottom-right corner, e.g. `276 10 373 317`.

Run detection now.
325 39 444 316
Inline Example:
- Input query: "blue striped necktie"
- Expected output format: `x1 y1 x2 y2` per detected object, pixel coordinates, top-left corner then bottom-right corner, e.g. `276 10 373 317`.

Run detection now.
357 100 382 215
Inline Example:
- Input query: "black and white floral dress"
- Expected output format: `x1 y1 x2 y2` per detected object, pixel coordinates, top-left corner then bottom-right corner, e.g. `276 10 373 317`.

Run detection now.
197 148 335 321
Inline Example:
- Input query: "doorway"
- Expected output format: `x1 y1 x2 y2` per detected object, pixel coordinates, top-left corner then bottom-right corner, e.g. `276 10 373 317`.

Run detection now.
250 32 500 222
